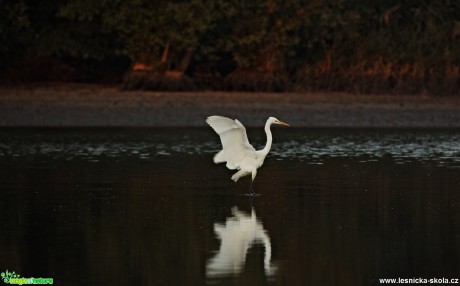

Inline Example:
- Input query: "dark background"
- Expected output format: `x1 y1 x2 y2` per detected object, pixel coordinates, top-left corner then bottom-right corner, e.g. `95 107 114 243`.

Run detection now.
1 0 459 94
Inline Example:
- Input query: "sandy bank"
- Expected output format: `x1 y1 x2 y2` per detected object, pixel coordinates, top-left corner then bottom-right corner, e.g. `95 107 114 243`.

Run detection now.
1 83 460 127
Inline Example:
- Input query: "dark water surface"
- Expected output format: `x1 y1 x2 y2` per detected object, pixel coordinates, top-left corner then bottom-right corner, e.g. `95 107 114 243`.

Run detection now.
1 128 460 285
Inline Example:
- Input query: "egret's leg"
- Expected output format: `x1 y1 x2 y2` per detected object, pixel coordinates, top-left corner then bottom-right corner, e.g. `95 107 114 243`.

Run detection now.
249 180 255 195
249 170 257 196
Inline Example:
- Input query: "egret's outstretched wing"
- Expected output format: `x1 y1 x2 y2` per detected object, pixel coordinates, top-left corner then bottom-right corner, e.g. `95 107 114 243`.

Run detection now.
213 150 226 164
206 116 256 169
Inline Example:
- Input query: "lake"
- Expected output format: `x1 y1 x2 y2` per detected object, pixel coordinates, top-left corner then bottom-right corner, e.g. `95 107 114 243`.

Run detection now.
0 128 459 285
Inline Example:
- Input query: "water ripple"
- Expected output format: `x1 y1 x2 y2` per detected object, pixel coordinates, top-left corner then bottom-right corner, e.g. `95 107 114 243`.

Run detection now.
1 129 460 167
270 131 460 166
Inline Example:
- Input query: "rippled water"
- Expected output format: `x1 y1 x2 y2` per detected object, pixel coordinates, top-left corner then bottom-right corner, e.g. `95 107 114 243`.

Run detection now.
2 129 460 165
0 128 459 285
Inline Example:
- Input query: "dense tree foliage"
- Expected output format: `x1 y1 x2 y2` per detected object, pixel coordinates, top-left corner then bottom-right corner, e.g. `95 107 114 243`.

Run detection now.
1 0 459 94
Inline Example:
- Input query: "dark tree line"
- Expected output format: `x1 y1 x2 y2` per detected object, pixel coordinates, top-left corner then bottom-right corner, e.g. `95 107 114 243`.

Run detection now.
1 0 460 94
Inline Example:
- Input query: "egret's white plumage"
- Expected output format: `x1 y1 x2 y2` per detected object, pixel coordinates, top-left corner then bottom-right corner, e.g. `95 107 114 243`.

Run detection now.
206 115 289 194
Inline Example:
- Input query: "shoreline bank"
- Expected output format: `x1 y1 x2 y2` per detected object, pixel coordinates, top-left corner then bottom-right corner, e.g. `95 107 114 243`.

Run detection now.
1 84 460 128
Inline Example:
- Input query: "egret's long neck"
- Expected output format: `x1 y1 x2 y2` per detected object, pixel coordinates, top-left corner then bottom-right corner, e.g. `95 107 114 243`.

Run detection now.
260 121 273 156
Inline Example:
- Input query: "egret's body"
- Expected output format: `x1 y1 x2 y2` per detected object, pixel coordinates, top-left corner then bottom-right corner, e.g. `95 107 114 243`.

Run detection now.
206 116 289 195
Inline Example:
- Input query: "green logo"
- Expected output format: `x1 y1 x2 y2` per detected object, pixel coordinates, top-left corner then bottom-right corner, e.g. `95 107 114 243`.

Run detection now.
1 270 53 285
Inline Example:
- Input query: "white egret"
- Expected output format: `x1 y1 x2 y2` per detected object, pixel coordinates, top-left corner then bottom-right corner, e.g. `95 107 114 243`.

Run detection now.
206 115 289 195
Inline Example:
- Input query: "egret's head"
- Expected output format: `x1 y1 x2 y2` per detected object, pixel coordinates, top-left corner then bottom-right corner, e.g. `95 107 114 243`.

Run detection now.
269 117 289 126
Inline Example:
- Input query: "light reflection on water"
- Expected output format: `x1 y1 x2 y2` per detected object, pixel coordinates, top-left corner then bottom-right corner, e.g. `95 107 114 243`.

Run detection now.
0 128 460 285
1 129 460 166
206 207 276 281
274 131 460 166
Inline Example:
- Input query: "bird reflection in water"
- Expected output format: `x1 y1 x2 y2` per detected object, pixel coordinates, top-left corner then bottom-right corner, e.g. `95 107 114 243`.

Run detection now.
206 207 277 279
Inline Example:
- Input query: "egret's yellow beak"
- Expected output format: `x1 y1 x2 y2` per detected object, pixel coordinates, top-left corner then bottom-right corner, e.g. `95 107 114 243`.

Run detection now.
275 120 289 126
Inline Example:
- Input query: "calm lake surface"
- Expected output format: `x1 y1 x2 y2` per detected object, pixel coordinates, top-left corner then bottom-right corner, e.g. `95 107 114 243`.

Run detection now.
1 128 460 285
